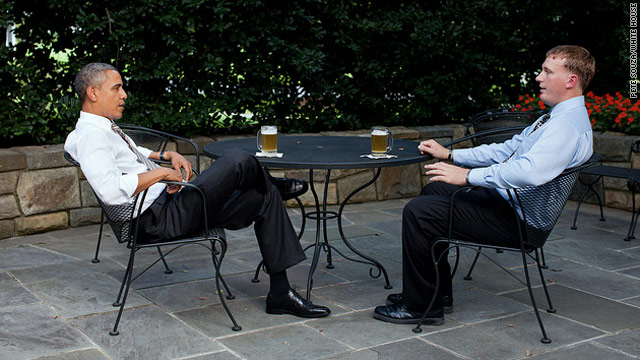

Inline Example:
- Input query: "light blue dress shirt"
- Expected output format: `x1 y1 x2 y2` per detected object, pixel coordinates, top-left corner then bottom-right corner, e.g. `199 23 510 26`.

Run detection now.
452 96 593 202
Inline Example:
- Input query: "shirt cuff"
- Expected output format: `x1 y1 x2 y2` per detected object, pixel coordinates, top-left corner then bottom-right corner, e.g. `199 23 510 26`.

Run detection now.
120 173 139 197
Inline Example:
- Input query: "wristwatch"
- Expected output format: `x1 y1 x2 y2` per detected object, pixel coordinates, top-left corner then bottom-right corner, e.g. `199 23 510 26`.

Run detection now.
465 171 471 185
160 151 166 160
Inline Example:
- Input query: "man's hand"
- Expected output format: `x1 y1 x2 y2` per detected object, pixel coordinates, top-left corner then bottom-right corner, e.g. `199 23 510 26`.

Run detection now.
163 151 193 180
425 162 470 186
162 167 184 194
418 140 450 160
135 167 183 195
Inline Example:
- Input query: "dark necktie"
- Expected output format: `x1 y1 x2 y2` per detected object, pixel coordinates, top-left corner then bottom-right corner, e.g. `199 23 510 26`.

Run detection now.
504 113 551 162
110 122 159 171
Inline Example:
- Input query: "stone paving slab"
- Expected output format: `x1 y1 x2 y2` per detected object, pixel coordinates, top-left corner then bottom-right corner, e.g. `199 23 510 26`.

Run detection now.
218 323 350 360
319 338 465 360
0 272 40 308
0 303 92 360
8 258 124 285
308 310 460 349
137 278 247 313
503 284 640 333
543 238 640 271
29 232 124 261
106 255 253 290
184 351 242 360
539 259 640 300
422 311 605 360
176 296 348 338
71 305 222 360
0 245 76 271
446 288 530 324
527 341 636 359
33 348 110 360
26 272 150 318
592 327 640 358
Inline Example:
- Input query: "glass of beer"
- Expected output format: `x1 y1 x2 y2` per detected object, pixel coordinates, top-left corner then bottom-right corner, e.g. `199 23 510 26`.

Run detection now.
371 126 393 156
257 125 278 154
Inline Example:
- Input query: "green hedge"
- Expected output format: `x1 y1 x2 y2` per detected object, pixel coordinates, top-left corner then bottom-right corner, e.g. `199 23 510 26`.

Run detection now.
0 0 629 146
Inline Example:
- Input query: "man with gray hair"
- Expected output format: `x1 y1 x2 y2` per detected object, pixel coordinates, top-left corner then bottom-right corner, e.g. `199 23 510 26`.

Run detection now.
65 62 331 319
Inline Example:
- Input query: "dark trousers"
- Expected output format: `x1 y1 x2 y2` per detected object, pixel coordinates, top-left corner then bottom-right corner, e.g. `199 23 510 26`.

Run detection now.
138 150 306 274
401 182 521 311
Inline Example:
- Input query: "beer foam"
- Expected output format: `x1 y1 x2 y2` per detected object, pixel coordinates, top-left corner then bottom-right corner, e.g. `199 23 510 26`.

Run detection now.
371 129 388 136
261 127 277 134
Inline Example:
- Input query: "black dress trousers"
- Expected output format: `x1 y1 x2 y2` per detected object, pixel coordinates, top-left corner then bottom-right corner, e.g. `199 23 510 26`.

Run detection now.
138 149 306 275
401 182 521 311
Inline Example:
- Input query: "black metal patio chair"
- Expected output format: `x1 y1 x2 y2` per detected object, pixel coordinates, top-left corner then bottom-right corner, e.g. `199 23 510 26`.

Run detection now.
571 138 640 241
87 124 201 265
64 149 241 334
412 156 598 344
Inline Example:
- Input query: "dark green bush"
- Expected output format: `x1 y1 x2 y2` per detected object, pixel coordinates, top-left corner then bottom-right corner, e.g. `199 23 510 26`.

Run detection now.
0 0 628 146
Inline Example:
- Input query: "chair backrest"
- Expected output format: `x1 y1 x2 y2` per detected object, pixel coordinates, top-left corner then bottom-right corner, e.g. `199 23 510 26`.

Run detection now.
117 123 201 174
467 108 544 146
511 155 598 249
64 151 139 245
119 124 170 152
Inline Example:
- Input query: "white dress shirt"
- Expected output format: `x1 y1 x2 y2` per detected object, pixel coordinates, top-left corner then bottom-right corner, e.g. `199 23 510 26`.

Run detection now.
452 96 593 201
64 111 165 215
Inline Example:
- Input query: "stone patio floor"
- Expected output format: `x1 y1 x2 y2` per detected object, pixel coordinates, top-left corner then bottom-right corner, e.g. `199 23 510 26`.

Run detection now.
1 199 639 360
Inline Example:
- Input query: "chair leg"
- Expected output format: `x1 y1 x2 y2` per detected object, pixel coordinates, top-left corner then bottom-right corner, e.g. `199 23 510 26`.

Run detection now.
252 260 265 283
156 246 173 274
450 245 460 278
92 211 105 263
521 250 551 344
209 239 241 331
464 247 482 280
535 249 555 313
209 240 235 300
571 176 604 230
625 190 638 241
539 247 548 269
110 247 137 336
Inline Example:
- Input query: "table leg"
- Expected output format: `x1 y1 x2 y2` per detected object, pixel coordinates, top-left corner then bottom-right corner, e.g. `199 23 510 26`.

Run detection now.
336 168 392 289
304 168 392 301
305 169 337 300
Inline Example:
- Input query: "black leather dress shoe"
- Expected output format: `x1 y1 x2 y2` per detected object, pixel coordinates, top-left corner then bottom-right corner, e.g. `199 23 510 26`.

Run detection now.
266 289 331 318
386 293 453 314
373 301 444 325
272 178 309 200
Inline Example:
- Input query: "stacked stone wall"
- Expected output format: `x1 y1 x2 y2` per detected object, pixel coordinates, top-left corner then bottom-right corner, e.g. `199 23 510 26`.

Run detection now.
0 127 634 240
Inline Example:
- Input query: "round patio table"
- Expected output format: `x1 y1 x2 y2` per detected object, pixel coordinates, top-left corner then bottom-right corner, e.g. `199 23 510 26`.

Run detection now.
204 135 431 299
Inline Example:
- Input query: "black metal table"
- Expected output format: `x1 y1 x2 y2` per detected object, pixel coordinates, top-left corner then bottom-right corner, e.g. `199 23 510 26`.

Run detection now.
203 135 430 299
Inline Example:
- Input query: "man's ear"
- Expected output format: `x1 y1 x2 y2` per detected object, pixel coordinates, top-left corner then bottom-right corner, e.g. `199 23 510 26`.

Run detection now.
566 74 579 90
86 86 98 102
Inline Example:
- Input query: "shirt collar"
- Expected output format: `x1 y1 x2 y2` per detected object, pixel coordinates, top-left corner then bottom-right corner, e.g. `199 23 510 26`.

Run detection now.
78 111 114 130
549 96 585 116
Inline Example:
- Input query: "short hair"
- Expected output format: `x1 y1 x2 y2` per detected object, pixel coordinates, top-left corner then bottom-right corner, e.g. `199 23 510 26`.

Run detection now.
546 45 596 91
74 63 118 103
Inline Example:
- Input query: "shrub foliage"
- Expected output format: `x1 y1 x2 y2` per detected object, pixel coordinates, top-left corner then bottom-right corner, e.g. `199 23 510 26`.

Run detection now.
0 0 628 145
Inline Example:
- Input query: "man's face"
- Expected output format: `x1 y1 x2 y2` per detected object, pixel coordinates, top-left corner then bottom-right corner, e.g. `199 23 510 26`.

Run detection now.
91 70 127 120
535 56 573 107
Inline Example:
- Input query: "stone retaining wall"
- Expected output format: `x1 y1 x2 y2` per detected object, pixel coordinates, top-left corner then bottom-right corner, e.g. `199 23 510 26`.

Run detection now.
0 126 634 240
